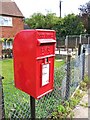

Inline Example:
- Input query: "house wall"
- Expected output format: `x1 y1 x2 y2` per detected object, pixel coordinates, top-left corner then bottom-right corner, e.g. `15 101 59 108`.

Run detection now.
0 16 24 38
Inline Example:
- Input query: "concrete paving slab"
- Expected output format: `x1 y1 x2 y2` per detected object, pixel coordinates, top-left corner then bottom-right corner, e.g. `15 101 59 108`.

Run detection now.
73 94 88 119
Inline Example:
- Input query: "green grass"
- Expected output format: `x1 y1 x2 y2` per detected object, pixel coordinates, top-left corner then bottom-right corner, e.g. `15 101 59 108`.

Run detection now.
55 60 65 68
0 59 30 118
1 59 65 82
2 59 14 83
0 58 65 118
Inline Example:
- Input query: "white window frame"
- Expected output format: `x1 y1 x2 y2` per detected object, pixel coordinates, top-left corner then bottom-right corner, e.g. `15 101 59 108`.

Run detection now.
0 16 13 27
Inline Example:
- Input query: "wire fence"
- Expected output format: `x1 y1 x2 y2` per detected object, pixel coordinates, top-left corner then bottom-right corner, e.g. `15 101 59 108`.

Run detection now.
0 53 88 119
85 54 89 75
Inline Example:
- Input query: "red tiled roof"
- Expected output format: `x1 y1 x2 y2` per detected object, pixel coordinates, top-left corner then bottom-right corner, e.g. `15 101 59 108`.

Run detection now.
0 0 24 18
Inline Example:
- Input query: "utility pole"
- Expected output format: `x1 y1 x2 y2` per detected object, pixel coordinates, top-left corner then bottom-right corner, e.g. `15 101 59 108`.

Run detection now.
59 0 62 18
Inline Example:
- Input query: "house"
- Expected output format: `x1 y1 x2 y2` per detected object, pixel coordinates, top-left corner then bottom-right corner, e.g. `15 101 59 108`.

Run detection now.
0 0 24 58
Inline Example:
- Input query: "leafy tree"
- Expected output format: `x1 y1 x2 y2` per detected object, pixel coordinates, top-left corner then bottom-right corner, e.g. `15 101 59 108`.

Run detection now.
25 12 59 29
25 13 45 29
53 14 85 40
52 18 64 40
63 14 85 36
79 1 90 33
44 13 59 29
79 1 90 16
25 13 85 41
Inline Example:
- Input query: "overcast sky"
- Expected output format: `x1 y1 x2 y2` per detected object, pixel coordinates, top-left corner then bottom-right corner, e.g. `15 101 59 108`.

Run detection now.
13 0 89 18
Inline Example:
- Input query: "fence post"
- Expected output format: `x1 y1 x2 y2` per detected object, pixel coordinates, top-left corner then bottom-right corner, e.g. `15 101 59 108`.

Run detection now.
65 54 71 100
88 47 90 120
65 35 68 54
88 37 90 44
88 48 90 80
0 76 4 119
82 47 85 80
78 35 82 56
78 43 82 56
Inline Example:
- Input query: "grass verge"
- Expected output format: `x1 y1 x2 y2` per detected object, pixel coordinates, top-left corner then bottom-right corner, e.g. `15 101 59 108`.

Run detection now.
1 59 65 118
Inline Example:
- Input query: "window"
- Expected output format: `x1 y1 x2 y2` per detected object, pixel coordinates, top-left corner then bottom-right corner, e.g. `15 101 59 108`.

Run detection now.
0 16 13 27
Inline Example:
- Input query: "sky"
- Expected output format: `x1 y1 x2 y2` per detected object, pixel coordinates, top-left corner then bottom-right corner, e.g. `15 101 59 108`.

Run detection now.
13 0 89 18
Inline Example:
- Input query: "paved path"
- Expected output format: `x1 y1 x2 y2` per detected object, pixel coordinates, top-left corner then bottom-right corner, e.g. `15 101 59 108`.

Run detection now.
72 89 90 119
73 94 88 118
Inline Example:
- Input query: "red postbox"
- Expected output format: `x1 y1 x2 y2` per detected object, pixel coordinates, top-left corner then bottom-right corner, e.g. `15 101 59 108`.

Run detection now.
13 29 56 99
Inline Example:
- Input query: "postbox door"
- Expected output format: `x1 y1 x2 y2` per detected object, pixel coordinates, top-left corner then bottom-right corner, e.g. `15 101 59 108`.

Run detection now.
36 57 55 99
36 41 55 98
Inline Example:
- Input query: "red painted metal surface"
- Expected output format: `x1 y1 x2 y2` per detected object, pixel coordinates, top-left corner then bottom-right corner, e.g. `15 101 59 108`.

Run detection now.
13 29 56 99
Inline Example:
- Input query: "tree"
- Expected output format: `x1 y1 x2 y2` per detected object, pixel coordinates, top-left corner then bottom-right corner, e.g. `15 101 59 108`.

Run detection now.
53 14 85 39
44 13 59 29
79 1 90 33
25 12 59 29
63 14 85 36
79 1 90 16
25 13 85 42
25 13 45 29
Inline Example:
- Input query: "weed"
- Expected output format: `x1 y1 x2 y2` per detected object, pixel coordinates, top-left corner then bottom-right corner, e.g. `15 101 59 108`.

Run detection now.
79 82 87 91
80 102 88 107
74 89 84 99
84 76 90 87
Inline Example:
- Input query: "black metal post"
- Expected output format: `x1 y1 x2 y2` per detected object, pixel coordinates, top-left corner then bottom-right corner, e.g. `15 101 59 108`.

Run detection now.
78 43 81 56
82 47 85 80
30 96 35 119
65 55 71 100
0 76 5 119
